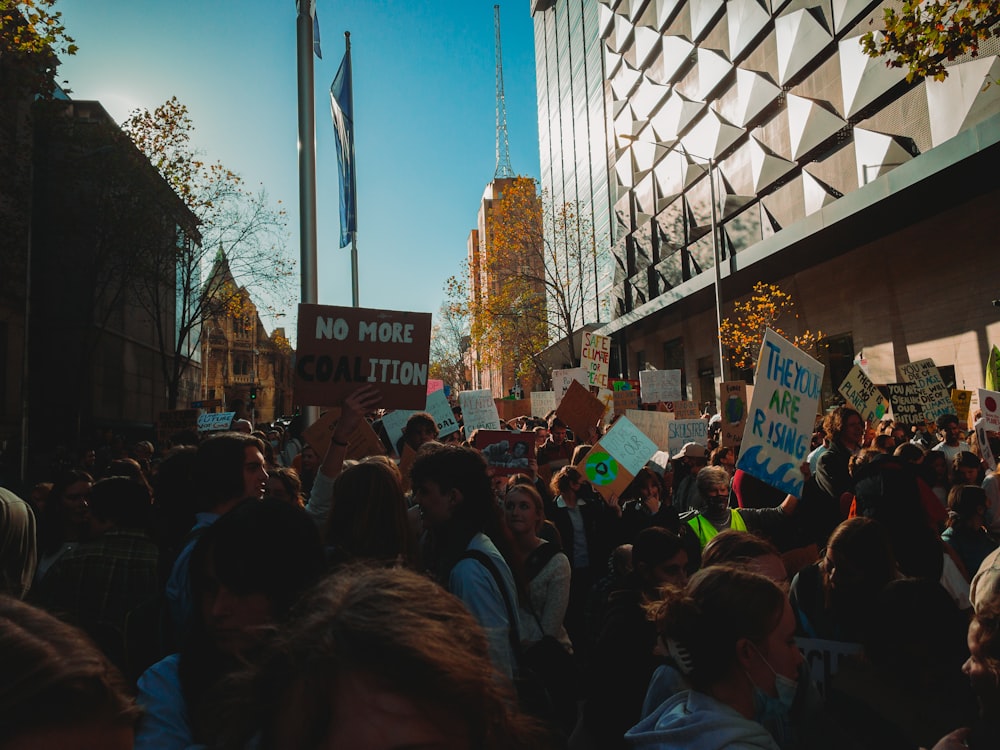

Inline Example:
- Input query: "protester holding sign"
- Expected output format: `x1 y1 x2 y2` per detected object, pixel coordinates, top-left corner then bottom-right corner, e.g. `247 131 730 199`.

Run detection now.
815 407 864 508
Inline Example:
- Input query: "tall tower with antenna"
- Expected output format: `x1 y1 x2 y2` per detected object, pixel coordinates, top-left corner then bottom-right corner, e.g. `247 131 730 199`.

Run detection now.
493 4 514 180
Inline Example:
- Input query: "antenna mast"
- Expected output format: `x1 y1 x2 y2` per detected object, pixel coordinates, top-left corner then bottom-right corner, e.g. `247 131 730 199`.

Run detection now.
494 4 514 179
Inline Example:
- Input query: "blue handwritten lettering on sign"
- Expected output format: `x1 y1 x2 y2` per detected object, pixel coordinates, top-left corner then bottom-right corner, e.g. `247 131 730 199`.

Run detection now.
737 329 824 497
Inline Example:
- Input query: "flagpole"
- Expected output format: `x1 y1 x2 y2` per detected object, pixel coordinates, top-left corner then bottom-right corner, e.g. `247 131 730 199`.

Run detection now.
296 0 319 428
345 32 359 308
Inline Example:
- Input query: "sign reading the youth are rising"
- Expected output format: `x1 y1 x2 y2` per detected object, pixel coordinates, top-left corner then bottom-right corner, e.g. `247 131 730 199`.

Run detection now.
295 304 432 410
838 365 887 423
581 332 612 388
899 358 954 422
737 329 824 497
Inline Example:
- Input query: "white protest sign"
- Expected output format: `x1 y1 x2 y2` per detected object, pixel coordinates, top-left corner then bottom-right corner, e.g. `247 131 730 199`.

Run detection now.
975 418 997 471
531 391 557 418
639 369 682 403
552 368 589 401
380 409 415 454
626 409 674 450
668 419 708 453
979 388 1000 430
599 416 659 477
736 328 824 497
838 365 887 423
426 390 460 437
581 332 612 388
899 358 954 422
197 412 235 432
796 638 863 699
597 388 615 422
459 389 502 438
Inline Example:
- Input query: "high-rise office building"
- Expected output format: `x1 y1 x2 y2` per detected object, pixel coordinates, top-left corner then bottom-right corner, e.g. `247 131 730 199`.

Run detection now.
533 0 1000 406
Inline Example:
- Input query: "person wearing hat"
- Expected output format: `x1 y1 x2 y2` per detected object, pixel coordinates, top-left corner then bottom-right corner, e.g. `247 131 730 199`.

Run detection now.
934 414 971 466
681 466 802 551
671 442 708 513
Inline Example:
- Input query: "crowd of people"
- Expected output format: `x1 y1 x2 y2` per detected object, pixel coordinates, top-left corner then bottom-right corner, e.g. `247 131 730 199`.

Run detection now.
1 390 999 749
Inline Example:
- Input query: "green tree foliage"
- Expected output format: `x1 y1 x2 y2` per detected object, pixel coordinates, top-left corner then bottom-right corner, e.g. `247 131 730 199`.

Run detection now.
0 0 77 96
861 0 999 82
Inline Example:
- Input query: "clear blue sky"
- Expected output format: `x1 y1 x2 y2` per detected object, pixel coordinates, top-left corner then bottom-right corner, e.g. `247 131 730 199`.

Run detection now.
56 0 541 342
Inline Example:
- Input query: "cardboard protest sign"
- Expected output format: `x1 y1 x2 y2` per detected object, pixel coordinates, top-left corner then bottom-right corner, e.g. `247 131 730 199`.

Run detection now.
796 638 863 699
459 389 501 438
838 365 887 423
294 304 432 410
302 408 386 460
530 391 557 418
668 419 708 453
197 412 235 432
612 379 639 391
473 430 535 476
427 379 445 393
626 409 674 450
158 409 199 445
597 388 615 422
663 400 701 419
556 380 607 443
575 416 658 500
979 388 1000 430
899 358 954 422
379 409 415 455
426 390 461 438
639 369 682 404
736 329 824 497
951 389 973 423
975 418 998 471
719 381 748 450
496 398 530 423
552 368 589 401
581 332 612 388
613 389 640 415
886 382 924 424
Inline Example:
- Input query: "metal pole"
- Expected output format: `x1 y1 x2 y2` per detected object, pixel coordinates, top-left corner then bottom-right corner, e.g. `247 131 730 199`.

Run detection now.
296 1 319 427
708 157 727 386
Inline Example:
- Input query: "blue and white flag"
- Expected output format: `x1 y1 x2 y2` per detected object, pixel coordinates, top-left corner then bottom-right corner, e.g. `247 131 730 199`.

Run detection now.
295 0 322 58
330 45 356 248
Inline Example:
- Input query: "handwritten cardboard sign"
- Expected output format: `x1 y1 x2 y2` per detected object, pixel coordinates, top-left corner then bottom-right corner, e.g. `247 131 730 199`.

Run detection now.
639 369 682 404
574 416 658 500
459 389 501 438
552 368 589 402
302 408 386 460
838 365 887 423
427 379 445 393
612 379 639 391
294 304 432 409
474 430 535 476
581 332 612 388
886 382 924 424
556 380 607 443
530 391 557 418
626 408 674 450
980 388 1000 430
951 389 973 424
158 409 199 445
426 390 461 438
668 419 708 453
496 398 531 423
597 388 615 422
719 381 748 450
379 409 415 455
197 412 235 432
796 638 863 699
663 400 701 419
975 418 998 471
614 389 641 415
736 329 824 497
899 358 954 422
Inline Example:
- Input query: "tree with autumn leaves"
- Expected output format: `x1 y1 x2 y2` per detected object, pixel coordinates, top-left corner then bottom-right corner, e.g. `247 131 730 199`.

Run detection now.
446 177 597 387
719 282 822 374
122 97 294 408
861 0 999 82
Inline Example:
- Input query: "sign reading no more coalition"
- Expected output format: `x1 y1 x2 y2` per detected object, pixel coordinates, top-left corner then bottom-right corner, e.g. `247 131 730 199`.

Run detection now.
294 304 432 410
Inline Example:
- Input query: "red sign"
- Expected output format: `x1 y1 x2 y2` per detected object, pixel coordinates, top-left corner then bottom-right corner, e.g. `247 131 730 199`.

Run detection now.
294 304 432 410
